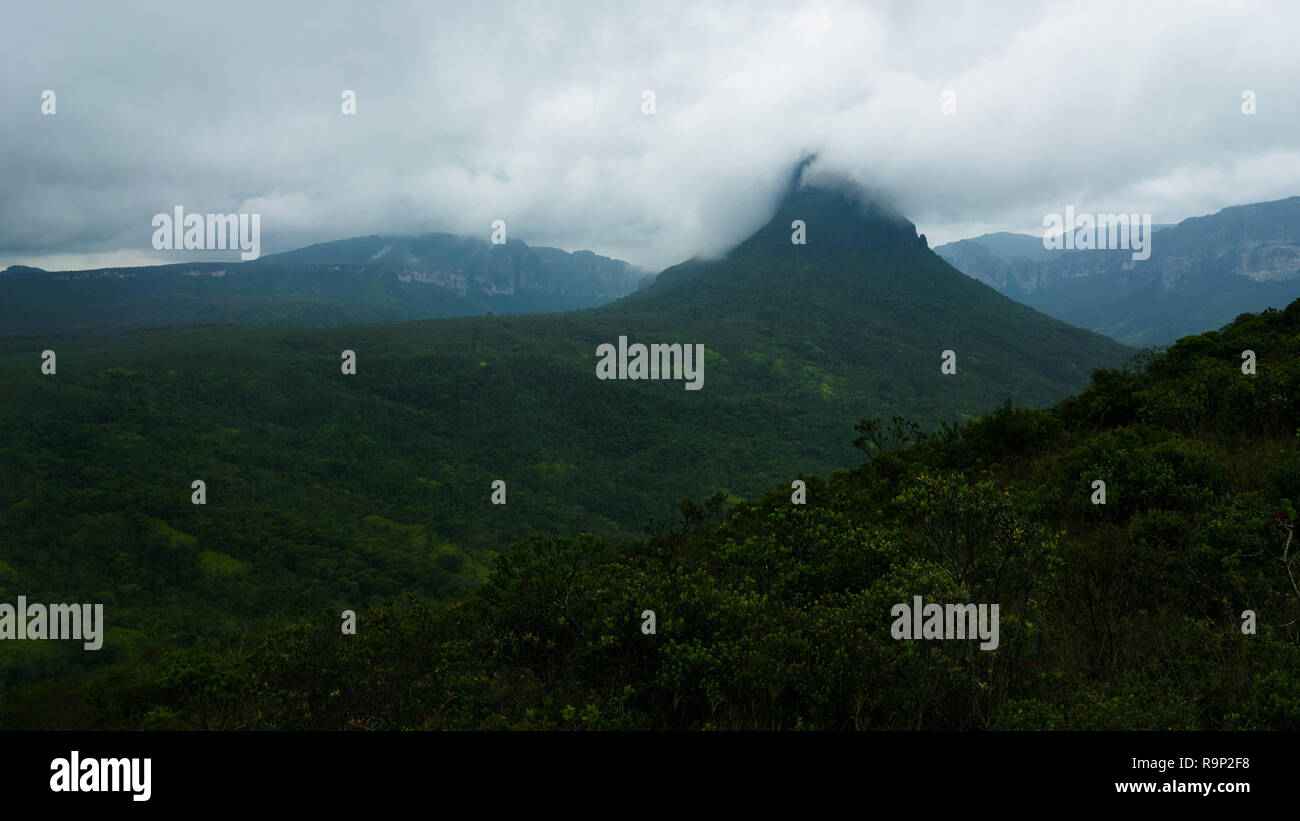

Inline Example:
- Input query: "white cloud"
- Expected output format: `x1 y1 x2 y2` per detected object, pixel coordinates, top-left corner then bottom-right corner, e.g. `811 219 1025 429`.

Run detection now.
2 0 1297 271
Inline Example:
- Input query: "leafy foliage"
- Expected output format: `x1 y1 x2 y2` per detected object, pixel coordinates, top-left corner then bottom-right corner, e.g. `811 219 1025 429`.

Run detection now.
7 299 1299 729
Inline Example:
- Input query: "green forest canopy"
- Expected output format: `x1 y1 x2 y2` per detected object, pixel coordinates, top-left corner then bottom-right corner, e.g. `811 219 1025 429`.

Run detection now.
2 300 1298 729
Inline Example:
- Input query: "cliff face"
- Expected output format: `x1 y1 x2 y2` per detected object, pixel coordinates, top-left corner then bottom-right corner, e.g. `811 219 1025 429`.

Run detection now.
258 233 645 299
935 197 1300 345
0 233 647 335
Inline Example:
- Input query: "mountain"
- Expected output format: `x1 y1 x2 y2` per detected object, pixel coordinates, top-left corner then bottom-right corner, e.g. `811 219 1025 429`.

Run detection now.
608 178 1132 426
0 234 644 336
138 297 1300 731
0 172 1133 721
939 227 1178 274
935 200 1300 346
941 231 1060 268
257 232 641 299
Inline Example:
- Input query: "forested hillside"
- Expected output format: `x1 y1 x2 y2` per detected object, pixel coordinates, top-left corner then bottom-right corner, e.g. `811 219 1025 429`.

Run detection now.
81 301 1300 731
5 296 1299 729
0 181 1136 726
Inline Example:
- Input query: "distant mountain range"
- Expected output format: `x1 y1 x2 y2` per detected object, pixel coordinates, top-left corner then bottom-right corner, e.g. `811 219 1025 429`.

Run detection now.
0 233 645 336
935 198 1300 346
13 192 1295 350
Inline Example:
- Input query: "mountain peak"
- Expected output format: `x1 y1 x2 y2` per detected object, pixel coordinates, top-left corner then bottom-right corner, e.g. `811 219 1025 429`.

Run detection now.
737 166 927 255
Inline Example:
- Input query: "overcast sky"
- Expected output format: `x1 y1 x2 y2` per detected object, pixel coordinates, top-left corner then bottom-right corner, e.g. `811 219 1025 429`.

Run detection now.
3 0 1299 273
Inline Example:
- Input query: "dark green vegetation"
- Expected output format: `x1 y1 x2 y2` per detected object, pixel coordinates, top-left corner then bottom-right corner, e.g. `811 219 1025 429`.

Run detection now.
0 182 1136 727
27 299 1290 731
0 233 643 335
4 296 1295 730
936 198 1300 346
